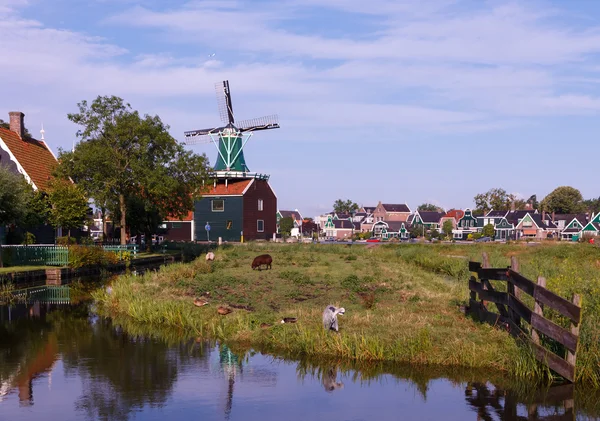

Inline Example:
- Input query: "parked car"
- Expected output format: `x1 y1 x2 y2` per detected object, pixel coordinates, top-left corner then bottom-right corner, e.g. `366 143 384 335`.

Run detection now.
366 237 380 243
475 236 491 242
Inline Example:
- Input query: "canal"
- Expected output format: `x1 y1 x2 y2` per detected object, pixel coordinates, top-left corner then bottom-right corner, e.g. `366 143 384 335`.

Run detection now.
1 299 598 420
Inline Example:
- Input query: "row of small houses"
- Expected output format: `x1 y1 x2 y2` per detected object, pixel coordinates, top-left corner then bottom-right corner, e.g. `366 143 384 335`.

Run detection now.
309 202 600 241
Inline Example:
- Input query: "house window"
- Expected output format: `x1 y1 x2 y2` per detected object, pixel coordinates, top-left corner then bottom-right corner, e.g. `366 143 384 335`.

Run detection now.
212 199 224 212
226 220 232 230
258 199 264 211
257 220 264 232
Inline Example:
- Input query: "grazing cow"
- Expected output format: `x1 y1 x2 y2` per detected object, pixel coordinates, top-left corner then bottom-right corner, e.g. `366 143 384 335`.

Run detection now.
251 254 272 270
205 252 215 262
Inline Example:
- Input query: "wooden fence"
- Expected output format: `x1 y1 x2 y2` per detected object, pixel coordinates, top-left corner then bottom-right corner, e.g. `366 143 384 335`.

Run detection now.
468 253 582 383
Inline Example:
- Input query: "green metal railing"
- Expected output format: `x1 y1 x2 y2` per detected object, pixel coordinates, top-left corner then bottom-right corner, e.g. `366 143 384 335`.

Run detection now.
1 246 69 267
102 244 138 259
11 285 70 304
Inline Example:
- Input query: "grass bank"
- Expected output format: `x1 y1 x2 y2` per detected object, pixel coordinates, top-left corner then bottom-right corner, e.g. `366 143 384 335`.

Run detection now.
392 242 600 385
93 242 553 382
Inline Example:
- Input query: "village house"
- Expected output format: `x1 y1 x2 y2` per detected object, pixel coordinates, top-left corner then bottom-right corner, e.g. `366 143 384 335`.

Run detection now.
276 209 303 236
0 111 60 243
439 209 464 231
412 210 445 231
514 212 557 239
372 220 410 240
160 210 195 242
581 213 600 238
323 215 359 240
372 202 412 222
194 178 277 242
452 208 479 240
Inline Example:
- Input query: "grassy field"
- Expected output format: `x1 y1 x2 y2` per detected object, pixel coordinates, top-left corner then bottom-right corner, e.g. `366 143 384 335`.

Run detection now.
95 242 576 383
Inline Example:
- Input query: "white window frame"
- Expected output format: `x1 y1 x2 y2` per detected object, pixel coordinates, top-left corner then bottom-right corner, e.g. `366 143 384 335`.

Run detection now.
257 219 264 232
211 199 224 212
258 199 264 211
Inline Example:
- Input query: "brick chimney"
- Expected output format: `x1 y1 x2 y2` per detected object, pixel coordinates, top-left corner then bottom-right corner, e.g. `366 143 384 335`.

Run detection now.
9 111 25 138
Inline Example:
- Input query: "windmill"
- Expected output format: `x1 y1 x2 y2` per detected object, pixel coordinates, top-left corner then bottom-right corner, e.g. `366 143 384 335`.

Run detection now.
184 81 280 179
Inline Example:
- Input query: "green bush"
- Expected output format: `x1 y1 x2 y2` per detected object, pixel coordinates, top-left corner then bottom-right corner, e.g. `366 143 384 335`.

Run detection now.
57 236 77 245
69 245 119 268
21 232 36 245
279 270 314 286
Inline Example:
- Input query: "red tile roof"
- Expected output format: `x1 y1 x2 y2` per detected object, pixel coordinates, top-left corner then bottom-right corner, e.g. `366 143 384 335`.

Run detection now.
0 127 58 192
443 209 465 220
201 179 253 196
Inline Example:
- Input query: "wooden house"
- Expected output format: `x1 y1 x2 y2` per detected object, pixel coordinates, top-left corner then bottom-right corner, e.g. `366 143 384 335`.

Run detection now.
323 215 358 240
372 202 411 222
160 210 195 242
277 209 303 235
581 213 600 238
514 212 557 239
0 111 59 243
560 217 587 240
194 178 277 242
412 211 445 231
372 221 410 240
439 209 464 231
452 208 479 240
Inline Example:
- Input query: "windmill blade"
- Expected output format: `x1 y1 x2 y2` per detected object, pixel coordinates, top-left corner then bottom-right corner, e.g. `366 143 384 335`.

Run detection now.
182 135 213 145
215 80 234 125
184 126 225 138
237 115 280 132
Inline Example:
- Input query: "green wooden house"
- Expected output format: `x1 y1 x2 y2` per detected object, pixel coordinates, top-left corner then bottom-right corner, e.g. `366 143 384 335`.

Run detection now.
581 213 600 238
452 208 479 240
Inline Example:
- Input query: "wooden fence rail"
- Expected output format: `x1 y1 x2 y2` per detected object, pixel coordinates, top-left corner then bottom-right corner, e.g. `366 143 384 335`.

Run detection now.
467 253 582 383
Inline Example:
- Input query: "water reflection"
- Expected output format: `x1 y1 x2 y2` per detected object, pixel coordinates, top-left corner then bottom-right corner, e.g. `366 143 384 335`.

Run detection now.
0 301 599 421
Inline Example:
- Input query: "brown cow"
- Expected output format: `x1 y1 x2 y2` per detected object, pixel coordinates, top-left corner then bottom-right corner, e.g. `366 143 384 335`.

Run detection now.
251 254 272 270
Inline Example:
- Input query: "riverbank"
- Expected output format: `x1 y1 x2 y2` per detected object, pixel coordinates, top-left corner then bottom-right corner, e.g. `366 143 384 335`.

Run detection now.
94 242 565 382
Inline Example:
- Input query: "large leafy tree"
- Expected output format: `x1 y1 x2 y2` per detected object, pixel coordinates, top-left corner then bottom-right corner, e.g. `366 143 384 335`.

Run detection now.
47 178 90 241
333 199 359 214
442 220 453 239
540 186 585 214
0 165 31 266
58 96 211 245
473 188 517 214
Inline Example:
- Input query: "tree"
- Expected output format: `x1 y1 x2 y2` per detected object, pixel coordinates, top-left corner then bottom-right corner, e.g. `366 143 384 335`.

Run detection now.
59 96 211 245
0 165 31 267
47 178 90 242
279 217 294 238
0 119 32 138
418 203 443 212
409 224 423 238
540 186 585 214
333 199 359 214
482 223 495 238
583 197 600 215
527 194 539 210
17 191 52 246
474 188 514 214
442 220 453 239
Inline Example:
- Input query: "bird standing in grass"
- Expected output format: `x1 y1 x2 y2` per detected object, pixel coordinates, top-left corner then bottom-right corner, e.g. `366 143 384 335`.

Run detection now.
323 305 345 332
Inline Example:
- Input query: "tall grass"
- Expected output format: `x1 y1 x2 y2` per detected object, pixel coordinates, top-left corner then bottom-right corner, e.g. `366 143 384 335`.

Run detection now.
92 243 554 383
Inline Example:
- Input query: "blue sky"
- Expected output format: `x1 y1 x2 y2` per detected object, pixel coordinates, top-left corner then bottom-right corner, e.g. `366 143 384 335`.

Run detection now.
1 0 599 218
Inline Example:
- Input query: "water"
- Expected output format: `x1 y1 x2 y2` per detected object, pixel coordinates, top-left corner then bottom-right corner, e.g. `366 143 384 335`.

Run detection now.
0 302 597 421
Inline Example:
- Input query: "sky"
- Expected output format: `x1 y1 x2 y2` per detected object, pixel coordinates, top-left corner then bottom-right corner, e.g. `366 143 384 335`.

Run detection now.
1 0 599 218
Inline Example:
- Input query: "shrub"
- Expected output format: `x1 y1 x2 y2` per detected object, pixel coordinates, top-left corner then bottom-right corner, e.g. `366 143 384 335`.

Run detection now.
279 270 313 286
69 245 119 268
57 236 77 245
21 232 36 245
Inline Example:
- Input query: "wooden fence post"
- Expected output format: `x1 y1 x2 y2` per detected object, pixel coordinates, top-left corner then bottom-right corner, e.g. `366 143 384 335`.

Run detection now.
481 253 490 307
531 276 546 345
566 294 582 379
509 256 522 327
